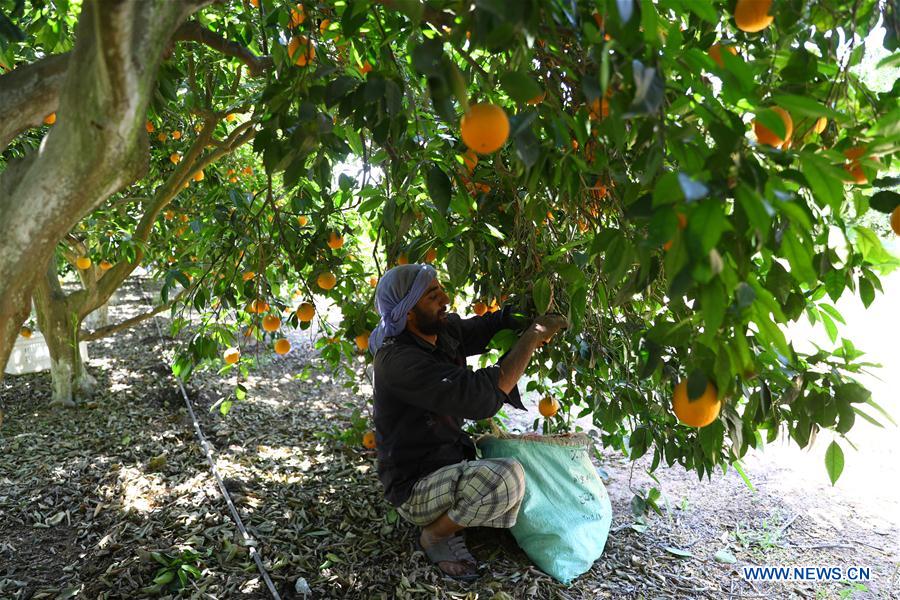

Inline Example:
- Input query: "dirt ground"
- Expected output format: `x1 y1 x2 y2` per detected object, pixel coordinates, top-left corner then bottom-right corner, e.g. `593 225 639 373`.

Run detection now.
1 276 898 599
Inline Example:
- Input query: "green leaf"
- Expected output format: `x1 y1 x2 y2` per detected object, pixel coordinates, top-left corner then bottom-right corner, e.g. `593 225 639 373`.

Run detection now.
687 200 730 253
780 228 817 286
859 277 875 308
770 94 841 119
835 382 871 404
799 152 845 211
824 440 844 485
869 190 900 214
714 549 737 564
426 165 452 215
500 71 542 103
754 108 787 141
664 546 694 558
391 0 424 23
533 276 552 315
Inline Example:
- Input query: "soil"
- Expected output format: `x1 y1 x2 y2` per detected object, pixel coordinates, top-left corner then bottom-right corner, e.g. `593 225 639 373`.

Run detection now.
1 276 898 599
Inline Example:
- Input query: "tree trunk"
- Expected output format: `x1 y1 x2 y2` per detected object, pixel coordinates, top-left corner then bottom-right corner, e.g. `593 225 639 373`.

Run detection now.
32 262 95 408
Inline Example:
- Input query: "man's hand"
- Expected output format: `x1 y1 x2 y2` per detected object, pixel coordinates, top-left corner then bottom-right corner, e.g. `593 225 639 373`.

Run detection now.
529 313 568 346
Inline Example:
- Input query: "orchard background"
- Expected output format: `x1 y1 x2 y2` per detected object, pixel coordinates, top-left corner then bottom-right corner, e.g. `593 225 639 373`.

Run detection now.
1 0 899 597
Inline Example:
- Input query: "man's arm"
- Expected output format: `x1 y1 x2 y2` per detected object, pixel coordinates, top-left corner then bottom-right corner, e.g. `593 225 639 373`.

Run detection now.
497 314 568 395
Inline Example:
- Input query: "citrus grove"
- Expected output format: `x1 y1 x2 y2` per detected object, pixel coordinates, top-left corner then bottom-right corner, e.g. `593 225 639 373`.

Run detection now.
1 0 898 485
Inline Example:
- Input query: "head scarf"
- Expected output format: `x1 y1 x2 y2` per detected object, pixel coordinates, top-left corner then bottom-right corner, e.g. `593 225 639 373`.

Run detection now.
368 263 437 357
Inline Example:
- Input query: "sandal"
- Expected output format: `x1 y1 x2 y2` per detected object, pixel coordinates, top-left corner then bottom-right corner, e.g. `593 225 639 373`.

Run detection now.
416 534 480 583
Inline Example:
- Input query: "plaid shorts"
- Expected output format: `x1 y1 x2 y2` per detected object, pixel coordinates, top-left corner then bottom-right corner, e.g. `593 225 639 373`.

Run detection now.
396 458 525 528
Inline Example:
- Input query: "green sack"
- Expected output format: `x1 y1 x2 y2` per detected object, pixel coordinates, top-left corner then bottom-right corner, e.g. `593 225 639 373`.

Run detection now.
477 432 612 585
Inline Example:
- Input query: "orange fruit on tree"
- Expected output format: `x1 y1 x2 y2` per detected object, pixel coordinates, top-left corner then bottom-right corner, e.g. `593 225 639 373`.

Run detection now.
355 331 370 351
753 107 792 147
164 210 175 220
358 61 373 74
425 248 437 263
43 113 56 125
145 121 155 133
473 302 488 316
20 327 32 339
290 3 305 27
362 430 377 449
296 302 315 322
248 299 270 314
157 132 168 142
369 276 378 288
99 260 113 271
242 166 253 176
242 271 256 282
250 0 259 7
288 35 315 67
226 113 236 122
193 170 204 182
734 0 773 33
229 176 238 183
539 395 559 418
460 103 510 154
297 215 308 226
274 338 292 355
172 130 181 140
327 232 344 249
842 146 876 184
223 347 241 364
708 44 737 68
589 97 610 120
262 314 282 332
527 91 547 105
170 152 181 164
179 214 189 223
677 212 688 229
319 19 331 34
317 271 337 290
76 256 92 270
813 117 827 134
672 379 721 427
891 206 900 236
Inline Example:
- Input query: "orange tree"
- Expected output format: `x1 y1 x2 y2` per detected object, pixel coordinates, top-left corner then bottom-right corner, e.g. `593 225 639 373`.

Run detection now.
3 1 900 485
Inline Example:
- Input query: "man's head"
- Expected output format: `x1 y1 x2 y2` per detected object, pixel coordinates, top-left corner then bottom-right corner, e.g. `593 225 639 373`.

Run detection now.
406 277 450 336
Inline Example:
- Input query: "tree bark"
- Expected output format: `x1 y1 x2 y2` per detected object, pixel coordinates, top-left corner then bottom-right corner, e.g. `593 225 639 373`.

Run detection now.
0 0 210 377
32 261 95 408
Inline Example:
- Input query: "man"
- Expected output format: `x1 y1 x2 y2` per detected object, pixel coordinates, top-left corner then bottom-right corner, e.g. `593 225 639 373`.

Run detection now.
368 263 567 581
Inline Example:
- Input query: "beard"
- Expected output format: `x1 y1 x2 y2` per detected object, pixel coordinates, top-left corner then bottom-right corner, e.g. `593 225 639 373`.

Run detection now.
412 305 448 335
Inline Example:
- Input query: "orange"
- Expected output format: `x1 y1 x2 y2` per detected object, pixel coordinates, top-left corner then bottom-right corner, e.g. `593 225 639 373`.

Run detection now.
43 113 56 125
146 121 155 133
297 215 309 226
397 253 409 265
242 166 253 176
250 0 259 7
526 91 546 105
663 239 674 252
589 178 607 201
425 248 437 263
274 338 292 355
539 396 559 417
157 132 168 142
288 36 315 67
179 214 189 223
463 149 478 173
170 152 181 164
317 271 337 290
813 117 827 134
227 168 236 176
369 276 378 288
172 130 182 140
99 260 113 271
223 347 241 364
76 256 92 270
589 97 609 120
843 146 874 184
460 103 510 154
355 331 370 351
708 44 737 68
248 299 270 314
226 113 236 122
164 210 175 221
362 430 377 449
296 302 315 322
473 302 487 316
193 170 205 182
734 0 773 33
753 107 792 147
319 19 331 34
327 232 344 249
672 379 721 427
262 314 282 332
229 176 238 183
677 212 687 229
20 327 32 339
290 4 305 27
358 61 373 74
242 271 256 282
892 206 900 236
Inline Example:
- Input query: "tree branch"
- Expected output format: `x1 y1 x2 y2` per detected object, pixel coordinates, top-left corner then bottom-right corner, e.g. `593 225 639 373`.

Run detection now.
80 291 185 342
172 20 272 77
0 53 69 152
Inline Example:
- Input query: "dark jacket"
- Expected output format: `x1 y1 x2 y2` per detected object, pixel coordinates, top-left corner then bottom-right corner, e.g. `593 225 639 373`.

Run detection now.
372 307 526 506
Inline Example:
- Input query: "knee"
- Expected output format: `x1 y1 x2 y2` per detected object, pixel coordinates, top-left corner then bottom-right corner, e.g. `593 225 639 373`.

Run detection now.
499 458 526 503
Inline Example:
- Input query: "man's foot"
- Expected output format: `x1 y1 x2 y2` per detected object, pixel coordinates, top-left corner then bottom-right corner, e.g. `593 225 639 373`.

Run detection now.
418 530 478 581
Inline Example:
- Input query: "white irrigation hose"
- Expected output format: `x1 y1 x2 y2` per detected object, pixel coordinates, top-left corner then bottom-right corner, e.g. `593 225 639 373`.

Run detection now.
140 281 282 600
